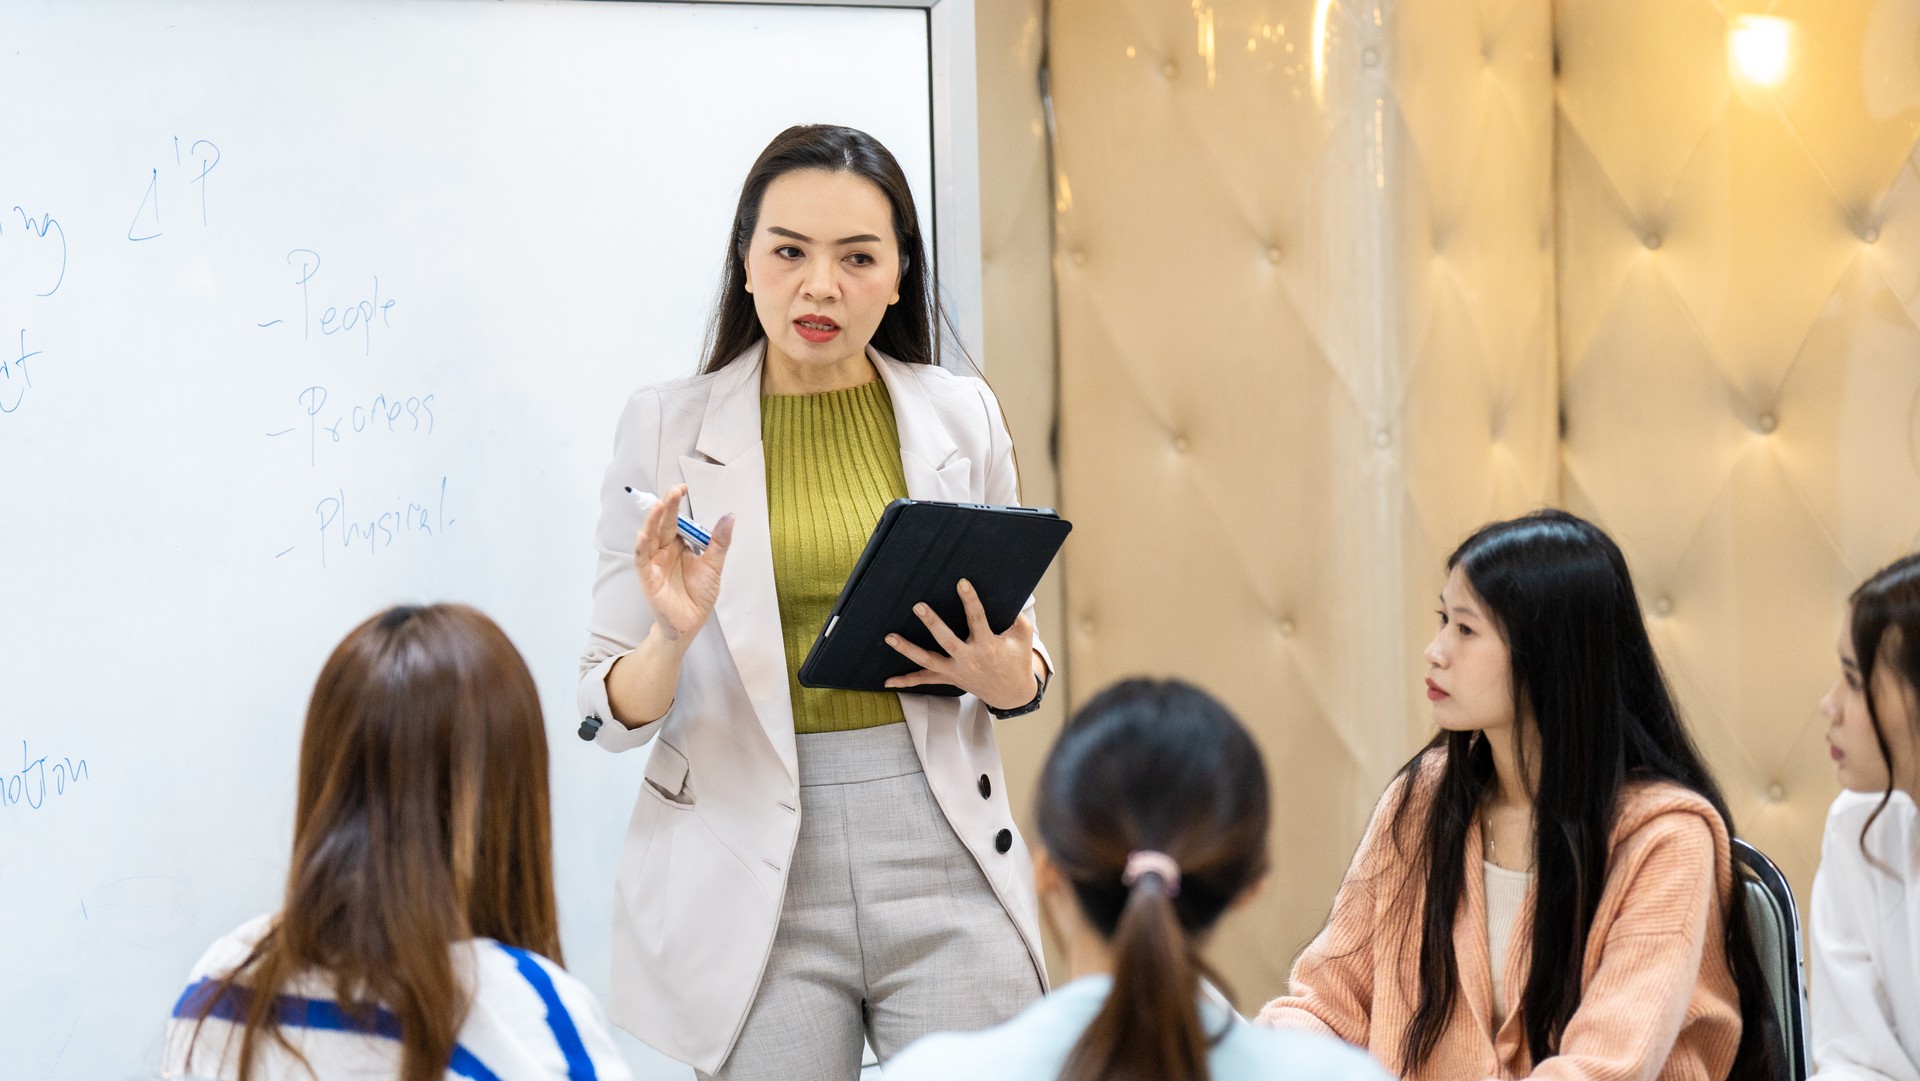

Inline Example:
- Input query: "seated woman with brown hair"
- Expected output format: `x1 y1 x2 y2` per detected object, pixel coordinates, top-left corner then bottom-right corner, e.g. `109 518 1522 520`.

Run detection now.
163 604 630 1081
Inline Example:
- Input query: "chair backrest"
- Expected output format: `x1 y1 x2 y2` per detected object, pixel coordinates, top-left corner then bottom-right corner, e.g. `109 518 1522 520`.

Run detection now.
1731 838 1812 1081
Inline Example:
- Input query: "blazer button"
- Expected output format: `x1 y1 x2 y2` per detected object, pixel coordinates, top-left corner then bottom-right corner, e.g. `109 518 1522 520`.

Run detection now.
995 828 1013 854
978 774 992 799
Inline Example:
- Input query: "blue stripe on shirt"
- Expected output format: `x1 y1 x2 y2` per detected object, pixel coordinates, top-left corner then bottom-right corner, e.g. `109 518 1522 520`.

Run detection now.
172 978 502 1081
495 944 597 1081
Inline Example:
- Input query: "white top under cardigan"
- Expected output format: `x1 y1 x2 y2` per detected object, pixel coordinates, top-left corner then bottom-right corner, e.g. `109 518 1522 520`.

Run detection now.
1811 790 1920 1081
1484 861 1533 1031
162 914 633 1081
884 975 1393 1081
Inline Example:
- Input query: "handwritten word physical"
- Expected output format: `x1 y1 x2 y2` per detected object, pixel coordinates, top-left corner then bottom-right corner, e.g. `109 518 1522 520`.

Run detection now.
0 741 89 811
127 136 222 241
1 330 42 416
313 476 453 569
2 204 67 296
272 248 397 357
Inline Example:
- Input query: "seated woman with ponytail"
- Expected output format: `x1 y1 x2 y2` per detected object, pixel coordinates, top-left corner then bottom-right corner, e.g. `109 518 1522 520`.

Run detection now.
886 678 1389 1081
1259 510 1781 1081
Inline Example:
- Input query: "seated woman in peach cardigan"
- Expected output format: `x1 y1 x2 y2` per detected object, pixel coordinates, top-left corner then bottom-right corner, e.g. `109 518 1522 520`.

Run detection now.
1259 510 1782 1081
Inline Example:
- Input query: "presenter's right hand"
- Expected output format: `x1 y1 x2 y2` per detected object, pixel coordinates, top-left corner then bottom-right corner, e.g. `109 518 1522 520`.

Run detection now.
634 484 734 643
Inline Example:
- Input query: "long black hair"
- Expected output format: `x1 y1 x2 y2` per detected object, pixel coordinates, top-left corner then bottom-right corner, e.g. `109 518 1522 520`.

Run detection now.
1847 552 1920 859
1037 679 1271 1081
700 124 950 373
1391 509 1779 1079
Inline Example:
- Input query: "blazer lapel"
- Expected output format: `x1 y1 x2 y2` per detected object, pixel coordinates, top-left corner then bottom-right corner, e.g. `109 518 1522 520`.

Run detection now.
680 344 798 786
871 351 974 757
873 350 971 503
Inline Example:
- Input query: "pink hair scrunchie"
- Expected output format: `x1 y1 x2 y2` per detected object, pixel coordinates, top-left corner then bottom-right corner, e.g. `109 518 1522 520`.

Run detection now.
1121 850 1182 897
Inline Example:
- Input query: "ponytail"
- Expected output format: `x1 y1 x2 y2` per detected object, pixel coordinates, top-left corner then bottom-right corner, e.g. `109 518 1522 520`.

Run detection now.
1060 866 1214 1081
1037 678 1269 1081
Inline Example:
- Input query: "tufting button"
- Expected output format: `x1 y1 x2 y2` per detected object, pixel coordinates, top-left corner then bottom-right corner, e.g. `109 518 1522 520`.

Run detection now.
1654 595 1673 617
1161 60 1178 79
1173 434 1191 453
979 774 991 799
1362 46 1380 67
1643 232 1662 250
1266 245 1283 264
995 828 1013 854
1374 428 1392 448
1863 227 1880 244
1758 412 1777 434
1071 249 1087 267
1767 783 1785 803
1279 618 1296 637
1080 616 1095 634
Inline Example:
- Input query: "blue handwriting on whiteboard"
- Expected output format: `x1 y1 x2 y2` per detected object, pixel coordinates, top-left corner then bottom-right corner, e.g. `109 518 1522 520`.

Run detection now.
312 476 453 569
270 248 397 356
0 330 42 415
0 741 89 811
272 385 438 466
6 205 67 296
128 168 161 241
127 136 222 241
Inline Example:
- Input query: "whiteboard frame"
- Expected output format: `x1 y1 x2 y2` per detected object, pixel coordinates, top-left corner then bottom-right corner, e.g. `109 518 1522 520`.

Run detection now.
629 0 984 366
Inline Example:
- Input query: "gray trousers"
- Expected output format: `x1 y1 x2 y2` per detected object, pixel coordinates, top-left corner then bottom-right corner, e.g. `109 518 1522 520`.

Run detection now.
702 722 1041 1080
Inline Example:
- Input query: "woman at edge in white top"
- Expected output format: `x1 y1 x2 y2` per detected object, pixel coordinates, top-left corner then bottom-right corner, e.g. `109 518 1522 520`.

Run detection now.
1813 553 1920 1081
887 678 1392 1081
163 605 630 1081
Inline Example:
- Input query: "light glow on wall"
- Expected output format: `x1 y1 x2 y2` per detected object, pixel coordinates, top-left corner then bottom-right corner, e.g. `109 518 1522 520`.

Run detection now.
1312 0 1335 105
1728 15 1794 88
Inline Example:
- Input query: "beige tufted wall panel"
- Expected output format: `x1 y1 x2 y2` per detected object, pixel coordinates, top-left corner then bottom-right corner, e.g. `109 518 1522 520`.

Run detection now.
974 0 1070 977
1047 0 1557 1005
1556 0 1920 915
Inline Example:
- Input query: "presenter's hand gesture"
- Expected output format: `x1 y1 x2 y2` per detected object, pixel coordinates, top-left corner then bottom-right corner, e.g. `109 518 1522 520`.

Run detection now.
634 484 734 644
884 579 1039 711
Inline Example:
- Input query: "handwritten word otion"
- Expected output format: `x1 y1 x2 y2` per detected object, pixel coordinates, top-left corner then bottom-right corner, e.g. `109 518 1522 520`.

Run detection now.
2 741 90 811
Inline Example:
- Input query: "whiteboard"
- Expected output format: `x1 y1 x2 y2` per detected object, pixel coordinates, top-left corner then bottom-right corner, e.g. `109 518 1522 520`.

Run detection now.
0 2 947 1078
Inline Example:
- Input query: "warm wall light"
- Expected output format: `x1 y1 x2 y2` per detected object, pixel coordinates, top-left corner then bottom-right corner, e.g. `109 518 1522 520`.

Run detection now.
1311 0 1334 105
1728 15 1794 88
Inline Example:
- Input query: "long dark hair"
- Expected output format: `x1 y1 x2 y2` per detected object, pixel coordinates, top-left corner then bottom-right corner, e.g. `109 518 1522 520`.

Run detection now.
700 124 950 373
1037 678 1271 1081
1391 509 1779 1079
1848 552 1920 859
182 604 561 1081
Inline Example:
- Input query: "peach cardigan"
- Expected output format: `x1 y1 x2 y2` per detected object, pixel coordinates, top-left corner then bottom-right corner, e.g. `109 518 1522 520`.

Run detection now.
1259 757 1743 1081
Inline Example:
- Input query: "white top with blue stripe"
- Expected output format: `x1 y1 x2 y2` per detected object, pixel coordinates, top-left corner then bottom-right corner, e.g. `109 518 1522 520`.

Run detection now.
163 914 633 1081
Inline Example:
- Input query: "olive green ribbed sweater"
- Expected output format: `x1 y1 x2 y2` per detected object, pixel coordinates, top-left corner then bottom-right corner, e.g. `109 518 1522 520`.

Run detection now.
763 378 908 733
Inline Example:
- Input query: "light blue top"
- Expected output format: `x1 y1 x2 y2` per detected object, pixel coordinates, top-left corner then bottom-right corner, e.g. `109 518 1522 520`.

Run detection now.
883 975 1391 1081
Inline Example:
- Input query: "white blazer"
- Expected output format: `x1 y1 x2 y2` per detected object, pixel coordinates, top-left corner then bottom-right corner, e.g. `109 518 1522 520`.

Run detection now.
577 344 1050 1074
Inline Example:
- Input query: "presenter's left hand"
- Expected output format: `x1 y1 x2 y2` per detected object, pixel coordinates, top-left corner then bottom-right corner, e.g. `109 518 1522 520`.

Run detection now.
883 579 1039 711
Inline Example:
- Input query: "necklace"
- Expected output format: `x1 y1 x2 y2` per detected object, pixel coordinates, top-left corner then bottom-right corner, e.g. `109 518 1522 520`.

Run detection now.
1483 810 1498 865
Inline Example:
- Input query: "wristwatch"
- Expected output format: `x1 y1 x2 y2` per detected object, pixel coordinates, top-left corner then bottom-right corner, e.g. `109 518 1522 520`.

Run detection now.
987 671 1049 719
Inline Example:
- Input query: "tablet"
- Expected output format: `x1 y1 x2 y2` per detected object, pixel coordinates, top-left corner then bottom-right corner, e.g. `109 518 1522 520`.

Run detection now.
797 499 1072 695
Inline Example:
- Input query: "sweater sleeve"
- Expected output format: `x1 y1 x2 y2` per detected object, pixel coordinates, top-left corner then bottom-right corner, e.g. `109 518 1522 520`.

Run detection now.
1256 775 1408 1046
1810 793 1919 1081
1524 810 1738 1081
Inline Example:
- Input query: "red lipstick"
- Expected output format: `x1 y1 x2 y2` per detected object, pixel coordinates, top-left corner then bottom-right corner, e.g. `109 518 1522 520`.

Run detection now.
794 314 841 344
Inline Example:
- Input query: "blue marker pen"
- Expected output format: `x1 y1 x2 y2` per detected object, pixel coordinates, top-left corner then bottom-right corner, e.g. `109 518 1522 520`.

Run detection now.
625 487 712 555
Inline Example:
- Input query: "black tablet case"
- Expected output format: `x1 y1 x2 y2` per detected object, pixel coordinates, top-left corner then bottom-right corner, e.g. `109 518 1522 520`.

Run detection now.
797 500 1072 695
